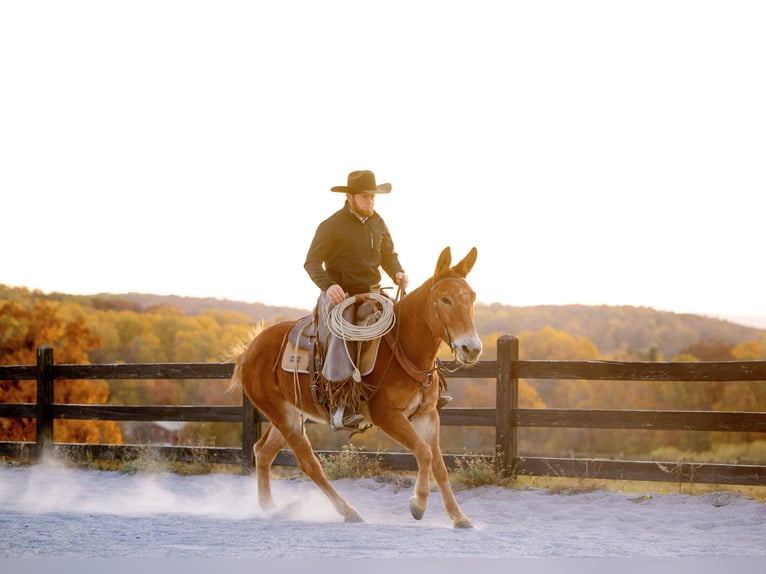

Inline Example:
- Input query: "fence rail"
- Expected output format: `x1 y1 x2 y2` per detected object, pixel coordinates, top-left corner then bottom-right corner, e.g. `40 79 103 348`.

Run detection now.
1 337 765 486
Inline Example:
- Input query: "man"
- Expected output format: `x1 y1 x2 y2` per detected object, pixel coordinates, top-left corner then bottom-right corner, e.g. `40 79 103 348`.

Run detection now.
304 170 409 428
304 170 409 304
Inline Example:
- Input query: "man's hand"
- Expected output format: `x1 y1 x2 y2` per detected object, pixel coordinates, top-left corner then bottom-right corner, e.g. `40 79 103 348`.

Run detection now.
326 284 348 305
395 272 409 291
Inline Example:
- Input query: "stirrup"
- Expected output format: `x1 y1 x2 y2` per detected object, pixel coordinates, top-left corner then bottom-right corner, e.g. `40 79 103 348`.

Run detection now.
331 406 365 430
343 413 365 427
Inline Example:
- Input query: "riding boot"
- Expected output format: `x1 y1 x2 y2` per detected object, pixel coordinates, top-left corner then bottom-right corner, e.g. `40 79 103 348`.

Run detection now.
331 406 345 429
436 394 453 410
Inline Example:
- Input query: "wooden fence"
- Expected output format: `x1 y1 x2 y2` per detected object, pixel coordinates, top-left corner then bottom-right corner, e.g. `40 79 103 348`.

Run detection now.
1 336 765 485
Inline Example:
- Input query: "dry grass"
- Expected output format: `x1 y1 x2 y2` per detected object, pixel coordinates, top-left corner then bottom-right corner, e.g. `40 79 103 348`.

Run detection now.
317 444 388 479
450 451 516 490
512 474 766 502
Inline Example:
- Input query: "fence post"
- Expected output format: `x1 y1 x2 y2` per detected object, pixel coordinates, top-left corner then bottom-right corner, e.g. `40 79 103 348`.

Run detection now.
36 345 55 461
241 390 257 473
496 335 518 476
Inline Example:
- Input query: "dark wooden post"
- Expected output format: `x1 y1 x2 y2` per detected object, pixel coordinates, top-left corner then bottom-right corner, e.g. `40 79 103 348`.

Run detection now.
36 345 55 461
240 390 258 473
496 335 519 476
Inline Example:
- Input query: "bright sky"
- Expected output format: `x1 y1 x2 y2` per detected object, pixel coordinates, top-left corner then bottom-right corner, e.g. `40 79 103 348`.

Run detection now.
2 1 764 320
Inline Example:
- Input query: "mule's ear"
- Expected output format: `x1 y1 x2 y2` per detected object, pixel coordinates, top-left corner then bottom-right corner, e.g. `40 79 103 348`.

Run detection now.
434 247 452 277
452 247 478 277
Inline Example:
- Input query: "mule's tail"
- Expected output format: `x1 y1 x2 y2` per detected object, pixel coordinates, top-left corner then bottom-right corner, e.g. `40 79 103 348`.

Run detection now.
224 322 265 394
227 356 244 394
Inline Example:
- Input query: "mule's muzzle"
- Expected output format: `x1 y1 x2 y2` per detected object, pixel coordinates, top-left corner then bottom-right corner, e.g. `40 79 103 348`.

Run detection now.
454 336 482 366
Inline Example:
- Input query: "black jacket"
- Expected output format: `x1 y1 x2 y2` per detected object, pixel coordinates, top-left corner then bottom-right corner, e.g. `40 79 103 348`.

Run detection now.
304 203 404 295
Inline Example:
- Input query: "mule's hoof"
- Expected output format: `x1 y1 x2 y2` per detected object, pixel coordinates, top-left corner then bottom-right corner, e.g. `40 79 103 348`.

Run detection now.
344 511 365 523
453 516 473 529
409 496 425 520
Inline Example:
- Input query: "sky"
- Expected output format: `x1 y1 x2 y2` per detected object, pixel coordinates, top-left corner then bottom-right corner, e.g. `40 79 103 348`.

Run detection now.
2 1 765 321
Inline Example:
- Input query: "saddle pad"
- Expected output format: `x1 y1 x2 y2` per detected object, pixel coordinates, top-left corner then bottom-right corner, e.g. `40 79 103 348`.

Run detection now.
281 340 312 372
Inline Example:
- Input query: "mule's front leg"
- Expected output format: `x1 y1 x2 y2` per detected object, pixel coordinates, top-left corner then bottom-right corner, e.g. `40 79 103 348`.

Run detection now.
414 409 473 528
407 440 434 521
431 453 472 528
372 410 435 521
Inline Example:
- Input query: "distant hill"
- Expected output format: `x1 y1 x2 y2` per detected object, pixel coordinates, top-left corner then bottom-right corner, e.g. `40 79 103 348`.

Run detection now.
715 314 766 330
94 293 765 359
5 285 763 360
476 303 766 358
91 292 309 323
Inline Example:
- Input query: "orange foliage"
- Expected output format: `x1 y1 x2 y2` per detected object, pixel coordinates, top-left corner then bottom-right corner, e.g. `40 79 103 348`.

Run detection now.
0 300 122 444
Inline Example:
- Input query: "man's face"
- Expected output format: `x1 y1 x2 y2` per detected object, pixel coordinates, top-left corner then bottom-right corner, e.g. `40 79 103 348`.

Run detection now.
347 192 375 218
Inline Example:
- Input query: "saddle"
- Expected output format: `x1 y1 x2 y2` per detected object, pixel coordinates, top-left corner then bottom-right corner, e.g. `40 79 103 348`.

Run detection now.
280 304 382 377
280 294 387 429
281 314 317 372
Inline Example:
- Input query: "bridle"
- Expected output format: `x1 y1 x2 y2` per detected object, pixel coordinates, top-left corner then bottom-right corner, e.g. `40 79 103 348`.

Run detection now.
428 276 469 369
380 275 471 386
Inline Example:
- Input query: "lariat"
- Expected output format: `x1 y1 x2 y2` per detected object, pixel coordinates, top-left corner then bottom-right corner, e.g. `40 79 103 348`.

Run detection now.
326 292 396 383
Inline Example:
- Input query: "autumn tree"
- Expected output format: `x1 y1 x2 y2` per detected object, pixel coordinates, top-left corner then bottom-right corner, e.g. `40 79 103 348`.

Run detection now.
0 299 121 443
678 338 734 361
731 339 766 361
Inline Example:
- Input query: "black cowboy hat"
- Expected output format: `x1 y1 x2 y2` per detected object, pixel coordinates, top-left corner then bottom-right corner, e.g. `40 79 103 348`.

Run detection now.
331 170 392 194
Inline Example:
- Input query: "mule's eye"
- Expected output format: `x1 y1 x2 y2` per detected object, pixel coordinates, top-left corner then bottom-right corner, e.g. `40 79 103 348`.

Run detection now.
441 297 452 306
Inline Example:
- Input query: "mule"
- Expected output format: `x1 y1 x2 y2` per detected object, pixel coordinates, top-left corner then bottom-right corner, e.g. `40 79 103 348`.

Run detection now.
228 247 482 527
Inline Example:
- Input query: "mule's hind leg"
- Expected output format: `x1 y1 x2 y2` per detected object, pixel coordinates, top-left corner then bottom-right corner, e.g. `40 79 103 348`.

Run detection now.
267 404 364 523
253 423 287 511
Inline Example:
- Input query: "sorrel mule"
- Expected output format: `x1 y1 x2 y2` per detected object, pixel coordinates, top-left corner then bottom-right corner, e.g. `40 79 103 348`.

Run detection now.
228 247 482 527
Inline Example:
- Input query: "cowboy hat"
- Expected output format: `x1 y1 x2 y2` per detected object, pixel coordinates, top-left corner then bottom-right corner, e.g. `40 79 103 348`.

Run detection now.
331 170 392 194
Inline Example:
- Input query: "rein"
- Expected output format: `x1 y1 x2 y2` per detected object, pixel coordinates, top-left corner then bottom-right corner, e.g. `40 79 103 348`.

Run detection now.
383 331 440 387
379 276 466 387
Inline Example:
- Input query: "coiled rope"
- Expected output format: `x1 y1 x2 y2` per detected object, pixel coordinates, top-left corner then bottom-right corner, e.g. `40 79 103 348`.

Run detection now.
327 293 396 341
